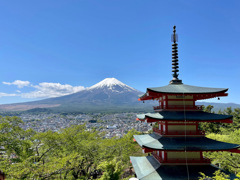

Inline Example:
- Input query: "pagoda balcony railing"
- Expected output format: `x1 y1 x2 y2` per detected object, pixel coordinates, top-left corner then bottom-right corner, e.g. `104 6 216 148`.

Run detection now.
152 152 211 164
165 158 211 164
153 105 203 111
153 128 205 136
152 151 163 162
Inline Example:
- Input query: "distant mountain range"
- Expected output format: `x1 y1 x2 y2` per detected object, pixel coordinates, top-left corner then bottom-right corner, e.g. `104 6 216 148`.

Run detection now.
196 102 240 112
0 78 239 113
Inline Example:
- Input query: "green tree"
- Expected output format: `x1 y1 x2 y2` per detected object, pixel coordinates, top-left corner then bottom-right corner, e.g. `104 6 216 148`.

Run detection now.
0 117 141 179
199 105 220 133
204 129 240 174
98 158 123 180
199 170 240 180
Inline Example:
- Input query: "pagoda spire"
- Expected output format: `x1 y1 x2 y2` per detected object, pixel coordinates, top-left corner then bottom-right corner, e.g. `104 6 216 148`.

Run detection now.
170 26 182 84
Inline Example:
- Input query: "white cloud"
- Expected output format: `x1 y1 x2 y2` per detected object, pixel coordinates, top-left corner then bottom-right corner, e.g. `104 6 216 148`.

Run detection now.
22 82 85 98
1 80 85 99
0 92 16 97
3 80 30 88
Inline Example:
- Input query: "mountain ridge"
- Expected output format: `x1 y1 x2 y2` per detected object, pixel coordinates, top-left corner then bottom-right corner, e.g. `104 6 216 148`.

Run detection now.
0 78 154 112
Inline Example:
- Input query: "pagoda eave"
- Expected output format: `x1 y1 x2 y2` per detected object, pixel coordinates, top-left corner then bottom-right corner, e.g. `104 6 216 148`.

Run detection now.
141 146 240 152
134 134 240 151
130 156 236 180
136 111 233 123
142 147 240 154
140 117 233 123
139 91 228 101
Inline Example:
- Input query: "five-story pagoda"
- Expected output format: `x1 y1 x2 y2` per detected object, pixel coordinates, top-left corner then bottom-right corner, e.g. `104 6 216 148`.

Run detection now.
130 26 240 180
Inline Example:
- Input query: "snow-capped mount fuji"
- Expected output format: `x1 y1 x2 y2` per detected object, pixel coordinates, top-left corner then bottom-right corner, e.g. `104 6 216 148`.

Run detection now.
34 77 147 112
56 77 144 110
88 78 138 93
0 78 153 112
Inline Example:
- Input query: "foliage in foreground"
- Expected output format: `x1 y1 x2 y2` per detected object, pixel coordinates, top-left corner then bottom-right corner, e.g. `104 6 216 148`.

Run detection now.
0 116 141 179
199 170 240 180
98 158 123 180
198 106 240 179
199 107 240 175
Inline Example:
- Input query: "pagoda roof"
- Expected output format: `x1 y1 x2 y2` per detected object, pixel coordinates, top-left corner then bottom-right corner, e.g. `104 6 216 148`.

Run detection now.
148 84 227 94
137 111 232 122
134 134 240 151
139 83 228 100
130 156 235 180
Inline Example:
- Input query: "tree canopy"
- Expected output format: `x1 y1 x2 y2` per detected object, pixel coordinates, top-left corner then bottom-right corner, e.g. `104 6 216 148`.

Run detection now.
0 116 141 179
199 106 240 179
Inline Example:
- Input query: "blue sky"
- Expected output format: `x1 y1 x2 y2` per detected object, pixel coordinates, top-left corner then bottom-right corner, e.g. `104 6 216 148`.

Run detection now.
0 0 239 104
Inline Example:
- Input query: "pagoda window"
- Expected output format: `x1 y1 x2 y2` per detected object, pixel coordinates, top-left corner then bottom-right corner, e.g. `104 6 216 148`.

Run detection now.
168 125 196 132
167 95 193 99
159 124 161 130
168 101 193 106
167 152 201 160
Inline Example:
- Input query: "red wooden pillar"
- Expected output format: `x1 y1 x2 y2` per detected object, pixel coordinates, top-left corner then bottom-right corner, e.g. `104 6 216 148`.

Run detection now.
164 151 168 163
160 123 163 134
161 100 163 109
165 96 168 109
165 121 168 134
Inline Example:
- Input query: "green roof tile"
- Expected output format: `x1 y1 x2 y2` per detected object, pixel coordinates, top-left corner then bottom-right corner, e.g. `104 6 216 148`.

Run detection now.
148 84 228 94
137 111 232 121
134 134 240 151
130 156 235 180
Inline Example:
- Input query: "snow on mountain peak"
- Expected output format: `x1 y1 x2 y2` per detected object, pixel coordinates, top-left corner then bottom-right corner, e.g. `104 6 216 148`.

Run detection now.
88 78 136 91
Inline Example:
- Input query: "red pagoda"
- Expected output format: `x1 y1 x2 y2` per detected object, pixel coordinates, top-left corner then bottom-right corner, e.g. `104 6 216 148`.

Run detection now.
130 26 240 180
